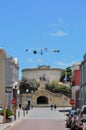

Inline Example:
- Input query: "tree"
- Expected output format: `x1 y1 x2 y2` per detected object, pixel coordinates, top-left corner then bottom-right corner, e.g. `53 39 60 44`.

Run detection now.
60 66 72 83
45 81 71 98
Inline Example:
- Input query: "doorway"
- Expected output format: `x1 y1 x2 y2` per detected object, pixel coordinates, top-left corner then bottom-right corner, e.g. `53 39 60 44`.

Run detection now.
37 96 48 104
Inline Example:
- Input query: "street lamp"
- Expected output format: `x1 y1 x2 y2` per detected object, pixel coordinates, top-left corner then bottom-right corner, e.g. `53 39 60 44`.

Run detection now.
17 89 20 109
26 88 29 102
26 89 29 93
31 90 33 106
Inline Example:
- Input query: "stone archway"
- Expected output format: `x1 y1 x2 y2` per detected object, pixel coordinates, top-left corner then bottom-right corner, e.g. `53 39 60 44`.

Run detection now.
37 96 48 104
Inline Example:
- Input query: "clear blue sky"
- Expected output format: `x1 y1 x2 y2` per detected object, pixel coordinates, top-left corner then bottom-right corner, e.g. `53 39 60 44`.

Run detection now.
0 0 86 79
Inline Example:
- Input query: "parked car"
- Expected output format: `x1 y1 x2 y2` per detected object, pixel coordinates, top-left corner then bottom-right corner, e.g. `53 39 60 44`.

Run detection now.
78 105 86 130
65 109 76 128
0 106 4 111
65 109 83 130
80 105 86 120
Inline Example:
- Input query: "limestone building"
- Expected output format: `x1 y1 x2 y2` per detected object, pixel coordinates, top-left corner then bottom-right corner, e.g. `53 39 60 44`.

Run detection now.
22 65 64 82
0 48 19 108
21 65 71 107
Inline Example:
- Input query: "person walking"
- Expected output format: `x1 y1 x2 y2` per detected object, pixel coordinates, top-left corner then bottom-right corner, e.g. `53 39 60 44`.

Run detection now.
51 104 53 110
54 104 57 110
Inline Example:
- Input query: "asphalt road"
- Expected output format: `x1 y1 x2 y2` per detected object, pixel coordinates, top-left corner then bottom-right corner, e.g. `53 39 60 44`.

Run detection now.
6 107 70 130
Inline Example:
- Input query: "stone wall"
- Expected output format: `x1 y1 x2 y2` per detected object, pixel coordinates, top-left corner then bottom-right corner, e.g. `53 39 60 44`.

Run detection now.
21 89 71 107
22 65 64 82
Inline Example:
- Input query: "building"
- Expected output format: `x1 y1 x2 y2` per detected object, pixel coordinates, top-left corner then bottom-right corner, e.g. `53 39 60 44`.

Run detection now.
21 65 71 107
80 53 86 106
0 48 19 108
6 56 19 108
22 65 64 82
71 63 80 108
0 49 7 107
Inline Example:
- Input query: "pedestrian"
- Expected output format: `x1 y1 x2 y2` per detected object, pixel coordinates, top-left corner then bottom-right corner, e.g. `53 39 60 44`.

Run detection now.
51 104 53 110
54 104 57 110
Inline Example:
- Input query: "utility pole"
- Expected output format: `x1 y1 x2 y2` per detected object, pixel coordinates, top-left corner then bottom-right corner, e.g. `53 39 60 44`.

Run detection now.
3 98 6 123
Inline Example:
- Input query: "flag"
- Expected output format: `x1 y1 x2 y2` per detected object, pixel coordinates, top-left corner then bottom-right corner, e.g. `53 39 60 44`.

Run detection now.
53 50 60 52
26 49 28 52
40 49 43 55
44 48 48 52
33 50 37 54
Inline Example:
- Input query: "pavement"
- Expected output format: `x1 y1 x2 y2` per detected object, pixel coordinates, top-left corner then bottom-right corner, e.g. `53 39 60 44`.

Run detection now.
0 122 12 130
0 119 23 130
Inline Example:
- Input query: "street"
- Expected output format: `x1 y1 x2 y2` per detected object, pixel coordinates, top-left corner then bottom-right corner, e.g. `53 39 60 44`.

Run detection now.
6 107 69 130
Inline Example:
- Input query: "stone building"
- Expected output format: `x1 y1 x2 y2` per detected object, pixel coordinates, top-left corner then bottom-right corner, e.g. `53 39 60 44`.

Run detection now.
0 48 19 108
22 65 64 82
21 65 71 107
0 49 7 107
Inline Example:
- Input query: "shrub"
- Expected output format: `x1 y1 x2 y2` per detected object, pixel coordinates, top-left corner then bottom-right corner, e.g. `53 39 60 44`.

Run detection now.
0 109 14 119
6 109 14 118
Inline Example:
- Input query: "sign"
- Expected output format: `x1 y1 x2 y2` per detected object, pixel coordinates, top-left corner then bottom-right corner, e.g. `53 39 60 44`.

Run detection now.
62 99 66 105
69 99 75 105
6 87 12 92
11 99 16 104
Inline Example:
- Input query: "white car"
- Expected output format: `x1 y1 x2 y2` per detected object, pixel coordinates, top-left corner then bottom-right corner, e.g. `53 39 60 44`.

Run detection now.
80 105 86 120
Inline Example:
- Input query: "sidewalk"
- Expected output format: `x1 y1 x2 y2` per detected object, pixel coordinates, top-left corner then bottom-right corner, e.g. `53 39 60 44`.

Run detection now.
0 109 31 129
0 118 24 130
0 122 11 130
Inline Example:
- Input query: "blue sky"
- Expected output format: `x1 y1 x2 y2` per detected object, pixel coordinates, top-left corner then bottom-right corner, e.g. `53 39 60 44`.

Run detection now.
0 0 86 79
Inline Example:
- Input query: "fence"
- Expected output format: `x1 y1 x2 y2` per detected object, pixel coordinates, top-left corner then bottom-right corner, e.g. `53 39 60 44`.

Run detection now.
16 109 30 121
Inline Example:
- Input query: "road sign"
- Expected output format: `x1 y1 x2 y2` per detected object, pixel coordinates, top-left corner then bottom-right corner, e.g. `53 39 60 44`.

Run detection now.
11 99 16 104
69 99 75 105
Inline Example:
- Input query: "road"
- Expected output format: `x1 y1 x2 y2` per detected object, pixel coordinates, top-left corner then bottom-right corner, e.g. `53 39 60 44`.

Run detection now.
6 107 69 130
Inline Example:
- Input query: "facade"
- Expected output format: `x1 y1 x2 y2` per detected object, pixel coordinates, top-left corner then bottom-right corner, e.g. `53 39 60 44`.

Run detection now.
22 65 64 82
0 48 19 108
6 57 19 108
71 63 80 108
80 54 86 106
0 49 7 106
21 89 71 107
72 70 80 86
21 65 71 107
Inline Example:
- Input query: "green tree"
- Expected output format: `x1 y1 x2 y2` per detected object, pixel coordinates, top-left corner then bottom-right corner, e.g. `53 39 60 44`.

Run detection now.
60 66 72 82
45 81 71 97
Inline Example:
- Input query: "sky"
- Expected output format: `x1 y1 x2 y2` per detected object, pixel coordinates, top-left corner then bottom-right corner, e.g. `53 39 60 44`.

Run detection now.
0 0 86 79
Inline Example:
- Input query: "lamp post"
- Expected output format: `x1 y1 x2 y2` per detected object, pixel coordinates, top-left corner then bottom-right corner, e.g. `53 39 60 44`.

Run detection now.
31 90 33 107
26 88 30 110
17 89 20 109
12 85 19 120
26 88 29 102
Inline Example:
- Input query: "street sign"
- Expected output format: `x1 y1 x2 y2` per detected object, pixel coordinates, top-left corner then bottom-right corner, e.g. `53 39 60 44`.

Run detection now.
69 99 75 105
11 99 16 104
